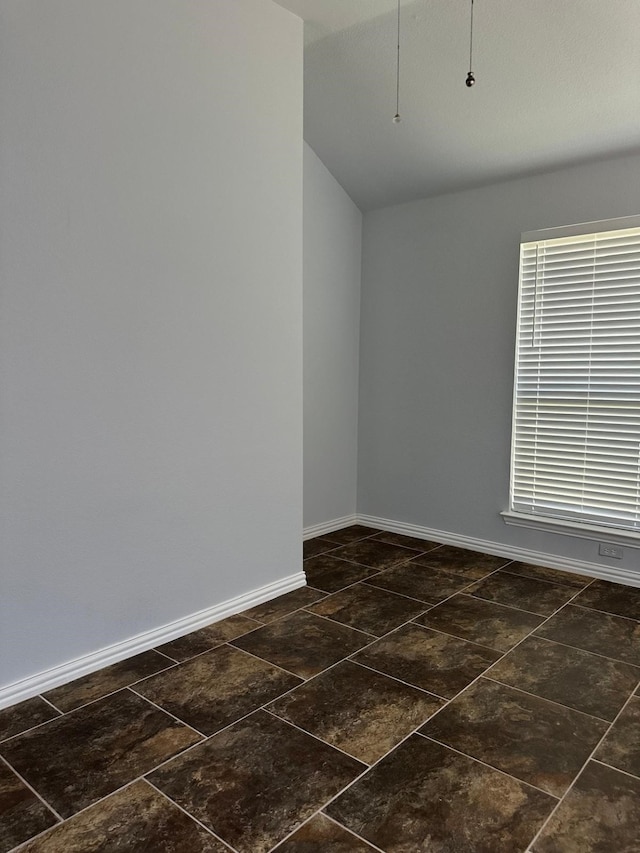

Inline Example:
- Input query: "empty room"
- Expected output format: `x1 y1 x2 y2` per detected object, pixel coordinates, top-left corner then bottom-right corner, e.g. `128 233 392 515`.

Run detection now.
1 1 640 851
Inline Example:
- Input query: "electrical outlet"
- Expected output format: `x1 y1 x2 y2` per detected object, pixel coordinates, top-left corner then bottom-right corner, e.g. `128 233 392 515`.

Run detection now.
599 543 623 559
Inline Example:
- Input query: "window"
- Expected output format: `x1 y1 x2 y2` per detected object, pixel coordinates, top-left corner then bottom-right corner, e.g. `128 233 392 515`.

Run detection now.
505 215 640 542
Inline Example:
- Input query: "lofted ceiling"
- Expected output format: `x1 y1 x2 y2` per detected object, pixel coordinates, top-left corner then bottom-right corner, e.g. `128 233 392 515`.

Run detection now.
274 0 640 211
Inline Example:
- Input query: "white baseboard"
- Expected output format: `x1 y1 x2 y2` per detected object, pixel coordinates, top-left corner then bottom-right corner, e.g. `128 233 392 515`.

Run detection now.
303 514 357 540
0 571 306 711
357 514 640 588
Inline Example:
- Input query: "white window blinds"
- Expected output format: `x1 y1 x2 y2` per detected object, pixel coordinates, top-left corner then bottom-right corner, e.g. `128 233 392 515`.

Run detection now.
510 217 640 533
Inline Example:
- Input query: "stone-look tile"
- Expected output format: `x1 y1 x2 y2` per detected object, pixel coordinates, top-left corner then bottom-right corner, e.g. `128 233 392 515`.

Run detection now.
325 735 555 853
505 561 593 591
43 651 173 712
535 604 640 666
304 555 380 594
306 583 428 637
272 814 377 852
532 761 640 853
0 699 60 743
149 710 364 853
572 578 640 621
467 572 575 616
242 587 327 624
269 661 443 764
487 636 640 721
329 540 420 571
366 564 472 604
595 696 640 777
0 690 201 819
17 780 230 853
231 611 372 679
420 678 607 797
135 644 301 736
410 546 511 580
155 615 261 662
416 593 545 652
371 531 440 552
0 760 57 853
352 623 500 699
303 537 341 560
324 526 381 545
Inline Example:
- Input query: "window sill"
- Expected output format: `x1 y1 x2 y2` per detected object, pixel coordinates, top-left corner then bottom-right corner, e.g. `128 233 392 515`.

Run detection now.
501 511 640 550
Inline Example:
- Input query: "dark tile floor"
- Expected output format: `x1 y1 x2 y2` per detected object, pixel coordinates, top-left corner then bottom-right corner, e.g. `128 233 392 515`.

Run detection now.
2 526 640 851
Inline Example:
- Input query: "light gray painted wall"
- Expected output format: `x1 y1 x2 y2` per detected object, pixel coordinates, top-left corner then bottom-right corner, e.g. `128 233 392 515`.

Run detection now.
358 152 640 576
0 0 302 690
303 144 362 528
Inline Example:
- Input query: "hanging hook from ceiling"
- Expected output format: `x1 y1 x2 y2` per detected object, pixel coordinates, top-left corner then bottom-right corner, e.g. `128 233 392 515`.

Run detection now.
393 0 402 122
466 0 476 87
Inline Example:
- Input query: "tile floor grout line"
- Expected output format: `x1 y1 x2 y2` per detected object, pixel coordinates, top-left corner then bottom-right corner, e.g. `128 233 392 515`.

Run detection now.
591 755 640 783
407 618 509 653
415 733 561 801
298 610 406 640
265 808 387 853
312 579 443 608
262 708 369 767
127 686 210 740
292 608 378 640
460 593 561 619
144 777 242 853
320 811 388 853
35 696 65 717
565 600 640 625
148 632 282 670
242 593 329 626
498 566 594 591
360 565 505 613
306 584 331 594
306 547 485 590
370 561 576 620
0 752 65 824
480 675 612 725
0 711 64 747
524 683 640 851
306 539 434 564
346 657 449 701
224 641 310 681
256 652 382 710
152 648 183 663
304 574 385 598
405 618 510 654
38 694 65 715
25 662 186 720
531 631 640 670
302 566 382 594
138 705 263 779
305 552 400 572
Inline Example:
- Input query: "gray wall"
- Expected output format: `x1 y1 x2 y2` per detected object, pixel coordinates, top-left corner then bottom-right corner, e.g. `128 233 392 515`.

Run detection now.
303 144 362 528
358 152 640 575
0 0 303 690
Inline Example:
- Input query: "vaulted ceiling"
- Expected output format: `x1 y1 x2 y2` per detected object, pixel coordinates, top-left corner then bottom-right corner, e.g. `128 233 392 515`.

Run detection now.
275 0 640 210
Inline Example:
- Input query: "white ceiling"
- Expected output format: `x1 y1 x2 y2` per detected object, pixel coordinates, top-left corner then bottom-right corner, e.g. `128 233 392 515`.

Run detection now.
275 0 640 210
